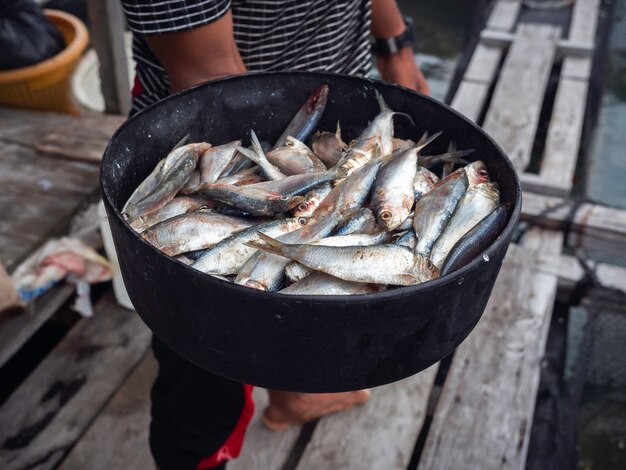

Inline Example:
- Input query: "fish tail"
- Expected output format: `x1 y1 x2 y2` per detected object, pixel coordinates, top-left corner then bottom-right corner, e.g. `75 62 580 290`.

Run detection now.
250 130 266 158
245 232 288 255
236 144 261 166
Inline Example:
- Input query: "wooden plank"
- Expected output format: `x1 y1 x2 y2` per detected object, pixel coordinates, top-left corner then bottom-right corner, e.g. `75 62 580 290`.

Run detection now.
297 365 438 470
562 0 600 79
567 0 600 45
59 353 155 470
0 283 75 369
0 233 33 269
521 192 626 256
465 43 504 83
519 172 570 199
539 78 588 190
450 80 490 122
562 56 592 80
0 108 124 149
0 292 151 470
229 388 302 470
0 144 100 198
0 144 100 267
35 133 111 164
486 0 521 32
480 30 593 57
0 183 80 242
420 230 562 469
482 24 561 171
536 252 626 302
86 0 131 115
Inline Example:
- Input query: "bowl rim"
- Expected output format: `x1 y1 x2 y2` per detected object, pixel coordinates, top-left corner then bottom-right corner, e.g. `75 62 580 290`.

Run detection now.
101 71 522 305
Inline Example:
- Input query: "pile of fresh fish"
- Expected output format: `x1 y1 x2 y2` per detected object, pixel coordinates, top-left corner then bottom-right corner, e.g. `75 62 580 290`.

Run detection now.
122 85 507 296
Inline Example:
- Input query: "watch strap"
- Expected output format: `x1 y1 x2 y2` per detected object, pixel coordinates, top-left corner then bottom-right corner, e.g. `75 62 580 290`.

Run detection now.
371 16 416 56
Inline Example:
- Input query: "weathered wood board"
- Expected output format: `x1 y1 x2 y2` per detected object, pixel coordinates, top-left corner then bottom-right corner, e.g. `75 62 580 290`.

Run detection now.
0 233 33 270
465 43 504 84
296 364 438 470
539 78 588 190
482 24 561 171
486 0 521 32
562 0 600 80
518 172 571 199
0 108 119 271
521 192 626 256
0 293 151 470
0 108 124 154
419 230 562 469
450 80 490 122
59 352 155 470
0 283 75 370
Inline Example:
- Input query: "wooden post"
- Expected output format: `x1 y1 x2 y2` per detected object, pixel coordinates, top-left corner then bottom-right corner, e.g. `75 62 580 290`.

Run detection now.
86 0 131 116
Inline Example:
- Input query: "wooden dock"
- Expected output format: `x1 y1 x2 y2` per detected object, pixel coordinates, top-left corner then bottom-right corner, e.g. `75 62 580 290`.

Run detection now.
1 0 625 469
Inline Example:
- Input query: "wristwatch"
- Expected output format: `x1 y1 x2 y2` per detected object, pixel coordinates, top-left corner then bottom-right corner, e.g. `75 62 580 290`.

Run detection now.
371 16 416 56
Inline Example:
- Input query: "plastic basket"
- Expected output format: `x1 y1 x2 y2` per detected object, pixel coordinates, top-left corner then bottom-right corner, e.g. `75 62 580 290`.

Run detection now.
0 9 89 114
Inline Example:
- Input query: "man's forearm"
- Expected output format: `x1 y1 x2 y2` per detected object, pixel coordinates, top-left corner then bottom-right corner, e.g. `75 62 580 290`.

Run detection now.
371 0 406 39
145 10 246 92
371 0 430 94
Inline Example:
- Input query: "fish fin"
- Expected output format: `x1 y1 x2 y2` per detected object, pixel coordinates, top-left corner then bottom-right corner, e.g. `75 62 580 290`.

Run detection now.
447 140 457 153
173 133 191 150
331 164 351 179
449 148 475 159
242 278 268 291
416 131 429 146
374 89 391 112
391 112 415 127
415 130 442 153
436 149 475 166
335 121 342 140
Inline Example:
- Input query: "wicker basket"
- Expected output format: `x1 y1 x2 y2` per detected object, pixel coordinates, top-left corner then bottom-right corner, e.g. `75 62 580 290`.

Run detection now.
0 9 89 114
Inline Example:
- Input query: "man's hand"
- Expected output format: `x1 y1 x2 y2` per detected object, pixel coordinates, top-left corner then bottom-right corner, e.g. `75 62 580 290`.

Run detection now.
145 10 245 92
371 0 429 95
376 47 430 95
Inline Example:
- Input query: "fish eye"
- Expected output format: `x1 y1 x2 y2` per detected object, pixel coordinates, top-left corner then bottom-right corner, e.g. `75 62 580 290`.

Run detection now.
280 195 290 201
380 210 392 221
479 169 488 177
298 217 308 225
286 140 294 147
297 202 309 212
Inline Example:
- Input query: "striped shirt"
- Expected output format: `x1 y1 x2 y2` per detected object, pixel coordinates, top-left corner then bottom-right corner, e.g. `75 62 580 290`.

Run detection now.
121 0 373 114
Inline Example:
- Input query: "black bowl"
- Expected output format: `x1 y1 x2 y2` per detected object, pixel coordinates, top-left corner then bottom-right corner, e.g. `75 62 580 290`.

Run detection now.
101 72 521 392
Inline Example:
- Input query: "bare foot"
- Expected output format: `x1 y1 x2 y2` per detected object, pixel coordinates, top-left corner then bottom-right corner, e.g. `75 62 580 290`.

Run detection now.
262 389 371 430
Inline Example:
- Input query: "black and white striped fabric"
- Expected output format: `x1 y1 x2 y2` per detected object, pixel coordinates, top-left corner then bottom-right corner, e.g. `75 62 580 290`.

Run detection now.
121 0 372 114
